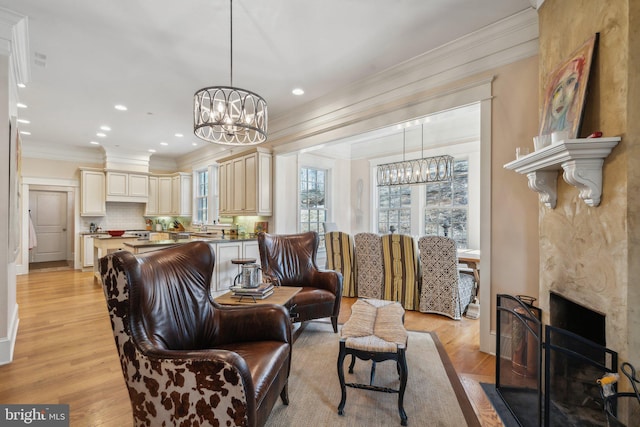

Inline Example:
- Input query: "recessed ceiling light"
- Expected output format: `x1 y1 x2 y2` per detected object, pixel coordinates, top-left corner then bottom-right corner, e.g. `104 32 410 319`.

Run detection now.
148 149 156 153
100 125 111 131
96 132 107 137
17 83 26 88
174 133 183 137
17 103 27 109
90 141 100 145
192 142 198 146
17 118 30 124
20 131 31 135
292 88 305 96
160 142 168 146
114 104 128 111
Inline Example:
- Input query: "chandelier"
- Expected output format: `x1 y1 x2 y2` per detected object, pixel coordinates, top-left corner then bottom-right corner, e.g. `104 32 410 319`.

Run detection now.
376 125 454 186
193 0 267 145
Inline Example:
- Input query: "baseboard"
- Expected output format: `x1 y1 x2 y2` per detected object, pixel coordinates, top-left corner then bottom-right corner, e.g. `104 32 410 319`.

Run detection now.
0 304 19 365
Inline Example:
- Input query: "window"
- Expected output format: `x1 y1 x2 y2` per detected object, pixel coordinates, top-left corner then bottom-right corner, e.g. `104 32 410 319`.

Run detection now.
377 185 412 234
299 167 327 248
424 159 468 247
195 169 208 224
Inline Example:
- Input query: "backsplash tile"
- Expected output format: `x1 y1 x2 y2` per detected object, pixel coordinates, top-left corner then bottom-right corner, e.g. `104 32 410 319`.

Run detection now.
81 203 147 231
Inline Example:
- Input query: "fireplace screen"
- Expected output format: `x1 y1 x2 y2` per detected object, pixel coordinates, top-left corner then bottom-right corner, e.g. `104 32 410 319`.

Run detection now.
496 294 543 427
496 294 619 426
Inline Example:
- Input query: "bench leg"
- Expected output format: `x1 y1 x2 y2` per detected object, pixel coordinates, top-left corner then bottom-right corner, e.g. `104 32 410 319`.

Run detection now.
348 353 356 373
397 348 408 426
337 341 347 415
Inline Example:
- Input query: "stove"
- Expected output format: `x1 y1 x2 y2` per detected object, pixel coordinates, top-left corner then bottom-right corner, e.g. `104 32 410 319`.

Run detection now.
126 230 150 239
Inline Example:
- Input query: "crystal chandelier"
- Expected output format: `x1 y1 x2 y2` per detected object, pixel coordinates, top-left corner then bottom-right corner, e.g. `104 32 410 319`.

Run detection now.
376 125 454 186
194 0 267 145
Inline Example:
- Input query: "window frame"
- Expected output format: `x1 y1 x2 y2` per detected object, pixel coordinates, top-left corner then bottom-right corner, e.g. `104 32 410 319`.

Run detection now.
298 166 329 248
192 164 218 226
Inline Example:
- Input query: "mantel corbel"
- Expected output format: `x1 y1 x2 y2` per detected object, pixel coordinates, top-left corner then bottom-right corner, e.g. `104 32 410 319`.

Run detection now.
561 159 604 207
503 137 620 208
526 171 557 208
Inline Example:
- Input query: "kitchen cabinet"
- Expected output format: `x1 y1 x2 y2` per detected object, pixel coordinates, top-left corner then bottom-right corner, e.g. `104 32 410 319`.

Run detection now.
215 241 242 291
218 148 272 216
82 234 103 268
80 168 106 216
106 171 149 202
172 173 192 216
157 176 173 215
243 240 260 261
145 176 158 215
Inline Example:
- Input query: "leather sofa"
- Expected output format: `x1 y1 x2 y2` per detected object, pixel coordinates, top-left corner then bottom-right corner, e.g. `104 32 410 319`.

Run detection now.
258 231 343 332
100 241 291 427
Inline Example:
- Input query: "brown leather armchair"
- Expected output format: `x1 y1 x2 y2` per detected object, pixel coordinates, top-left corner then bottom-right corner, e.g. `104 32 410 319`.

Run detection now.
100 241 291 427
258 231 343 332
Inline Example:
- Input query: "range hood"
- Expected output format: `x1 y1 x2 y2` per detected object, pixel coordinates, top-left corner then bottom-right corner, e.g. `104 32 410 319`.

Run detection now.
102 147 151 174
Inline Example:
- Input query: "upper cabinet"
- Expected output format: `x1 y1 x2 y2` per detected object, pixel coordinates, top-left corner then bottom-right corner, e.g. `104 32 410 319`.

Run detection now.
146 173 191 216
106 171 149 203
218 148 272 216
80 168 106 216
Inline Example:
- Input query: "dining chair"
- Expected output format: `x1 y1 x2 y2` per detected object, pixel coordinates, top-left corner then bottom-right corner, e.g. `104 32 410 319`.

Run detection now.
381 233 420 310
417 235 475 320
353 233 384 299
325 231 357 297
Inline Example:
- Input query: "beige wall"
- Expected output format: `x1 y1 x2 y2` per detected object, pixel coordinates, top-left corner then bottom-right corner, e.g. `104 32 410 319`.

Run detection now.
489 56 541 325
22 158 102 181
538 0 637 372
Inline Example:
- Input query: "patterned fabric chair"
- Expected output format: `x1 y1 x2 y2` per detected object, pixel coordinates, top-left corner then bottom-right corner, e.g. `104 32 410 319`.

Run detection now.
258 231 343 332
325 231 357 297
100 241 292 427
354 233 385 299
417 235 475 320
381 234 420 310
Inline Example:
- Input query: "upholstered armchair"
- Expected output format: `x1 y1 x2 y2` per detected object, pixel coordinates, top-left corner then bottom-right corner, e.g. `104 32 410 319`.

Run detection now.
100 241 291 427
258 231 343 332
417 235 475 320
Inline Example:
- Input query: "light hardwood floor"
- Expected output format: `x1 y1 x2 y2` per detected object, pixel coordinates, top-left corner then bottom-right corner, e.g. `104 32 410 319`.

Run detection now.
1 269 503 426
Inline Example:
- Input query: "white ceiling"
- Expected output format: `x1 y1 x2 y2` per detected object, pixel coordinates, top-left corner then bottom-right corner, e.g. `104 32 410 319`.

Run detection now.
1 0 532 160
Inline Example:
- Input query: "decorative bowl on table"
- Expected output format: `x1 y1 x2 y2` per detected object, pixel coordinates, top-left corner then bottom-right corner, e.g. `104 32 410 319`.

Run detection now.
108 230 125 237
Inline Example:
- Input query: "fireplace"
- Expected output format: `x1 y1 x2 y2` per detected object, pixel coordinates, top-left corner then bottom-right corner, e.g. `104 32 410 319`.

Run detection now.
496 294 618 427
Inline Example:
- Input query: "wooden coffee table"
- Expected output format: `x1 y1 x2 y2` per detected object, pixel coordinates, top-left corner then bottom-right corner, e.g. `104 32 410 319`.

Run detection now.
215 286 302 306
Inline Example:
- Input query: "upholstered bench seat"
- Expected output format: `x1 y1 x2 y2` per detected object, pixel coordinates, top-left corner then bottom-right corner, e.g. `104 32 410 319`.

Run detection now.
337 298 409 426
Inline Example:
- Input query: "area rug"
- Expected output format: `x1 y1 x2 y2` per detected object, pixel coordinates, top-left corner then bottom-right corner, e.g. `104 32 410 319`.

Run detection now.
265 321 480 426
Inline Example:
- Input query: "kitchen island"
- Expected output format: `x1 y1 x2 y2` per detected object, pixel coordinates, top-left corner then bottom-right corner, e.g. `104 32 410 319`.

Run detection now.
94 235 260 292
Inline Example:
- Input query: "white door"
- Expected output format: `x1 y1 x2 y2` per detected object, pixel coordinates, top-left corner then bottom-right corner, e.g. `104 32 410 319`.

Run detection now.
29 190 68 262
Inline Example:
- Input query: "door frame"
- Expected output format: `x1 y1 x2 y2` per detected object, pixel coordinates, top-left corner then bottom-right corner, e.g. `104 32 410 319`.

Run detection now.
19 178 78 275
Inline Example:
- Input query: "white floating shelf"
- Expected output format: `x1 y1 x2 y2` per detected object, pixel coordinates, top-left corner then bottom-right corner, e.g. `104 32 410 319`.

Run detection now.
504 137 620 208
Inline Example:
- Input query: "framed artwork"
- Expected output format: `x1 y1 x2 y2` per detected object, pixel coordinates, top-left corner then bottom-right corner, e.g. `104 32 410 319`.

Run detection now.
539 34 599 138
254 221 268 234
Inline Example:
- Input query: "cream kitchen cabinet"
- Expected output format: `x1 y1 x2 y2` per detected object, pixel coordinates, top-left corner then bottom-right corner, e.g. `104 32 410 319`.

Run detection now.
157 176 173 215
145 176 158 215
80 168 106 216
218 148 272 216
82 234 103 268
171 173 192 216
106 171 149 202
243 240 260 261
214 241 242 291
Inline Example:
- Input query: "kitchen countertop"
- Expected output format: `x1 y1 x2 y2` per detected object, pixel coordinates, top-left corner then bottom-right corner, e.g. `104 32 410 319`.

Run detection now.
123 235 257 249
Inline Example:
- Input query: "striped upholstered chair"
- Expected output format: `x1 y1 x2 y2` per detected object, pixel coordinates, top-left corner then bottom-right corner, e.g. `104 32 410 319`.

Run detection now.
417 235 475 320
381 234 420 310
325 231 357 297
353 233 384 299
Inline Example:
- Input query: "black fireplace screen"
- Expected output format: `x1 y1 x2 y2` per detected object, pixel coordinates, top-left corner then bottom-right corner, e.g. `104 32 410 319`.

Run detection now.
496 294 618 427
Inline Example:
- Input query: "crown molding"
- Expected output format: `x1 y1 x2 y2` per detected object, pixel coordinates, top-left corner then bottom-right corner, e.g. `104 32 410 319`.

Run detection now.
21 141 104 163
266 8 538 150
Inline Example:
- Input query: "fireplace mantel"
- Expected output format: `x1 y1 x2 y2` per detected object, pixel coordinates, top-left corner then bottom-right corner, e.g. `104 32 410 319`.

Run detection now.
503 137 620 208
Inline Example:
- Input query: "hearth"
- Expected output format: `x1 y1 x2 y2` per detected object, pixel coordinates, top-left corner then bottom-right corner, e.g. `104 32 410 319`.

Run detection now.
496 294 618 426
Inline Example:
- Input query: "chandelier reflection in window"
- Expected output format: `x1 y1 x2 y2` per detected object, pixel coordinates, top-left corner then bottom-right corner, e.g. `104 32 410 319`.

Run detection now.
376 125 454 186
